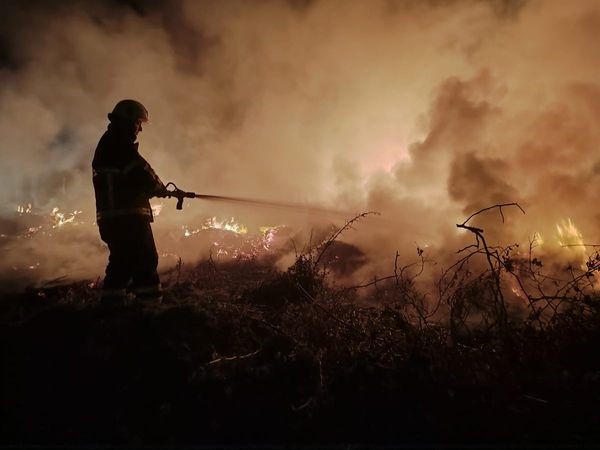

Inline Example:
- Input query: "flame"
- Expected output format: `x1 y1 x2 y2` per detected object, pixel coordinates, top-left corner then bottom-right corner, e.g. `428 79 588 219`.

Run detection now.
556 218 584 248
50 207 83 228
183 217 249 238
26 226 43 236
151 203 163 217
553 218 589 272
178 219 288 261
533 232 544 247
182 217 249 238
508 277 524 299
259 225 283 250
183 226 201 237
17 203 32 214
202 217 248 234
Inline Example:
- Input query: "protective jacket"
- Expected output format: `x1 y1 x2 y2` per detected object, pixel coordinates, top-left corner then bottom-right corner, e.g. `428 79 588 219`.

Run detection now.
92 124 165 222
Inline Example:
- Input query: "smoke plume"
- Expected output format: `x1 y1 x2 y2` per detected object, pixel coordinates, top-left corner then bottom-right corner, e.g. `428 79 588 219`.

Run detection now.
1 0 599 289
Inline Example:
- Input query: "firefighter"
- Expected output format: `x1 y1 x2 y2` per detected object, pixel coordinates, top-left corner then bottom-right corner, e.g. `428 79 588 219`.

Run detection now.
92 99 167 305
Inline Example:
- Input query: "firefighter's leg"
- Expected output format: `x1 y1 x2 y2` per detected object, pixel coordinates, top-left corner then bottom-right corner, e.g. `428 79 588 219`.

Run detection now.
99 220 133 305
131 220 162 302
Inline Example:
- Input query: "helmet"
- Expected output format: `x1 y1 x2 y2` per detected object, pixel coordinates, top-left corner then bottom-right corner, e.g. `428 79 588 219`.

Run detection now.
108 99 149 123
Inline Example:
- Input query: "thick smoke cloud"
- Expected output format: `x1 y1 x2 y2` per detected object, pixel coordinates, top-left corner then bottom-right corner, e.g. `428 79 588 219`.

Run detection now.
1 0 599 288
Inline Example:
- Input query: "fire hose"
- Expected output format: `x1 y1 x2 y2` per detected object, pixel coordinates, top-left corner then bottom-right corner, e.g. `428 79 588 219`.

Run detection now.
160 182 346 216
160 182 436 239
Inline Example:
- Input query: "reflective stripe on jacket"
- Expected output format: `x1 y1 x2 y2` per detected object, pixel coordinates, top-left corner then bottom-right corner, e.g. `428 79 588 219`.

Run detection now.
92 125 165 222
96 208 153 221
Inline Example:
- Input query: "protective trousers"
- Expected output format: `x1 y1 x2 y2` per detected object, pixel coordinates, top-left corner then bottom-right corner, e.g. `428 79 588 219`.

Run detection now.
98 216 161 300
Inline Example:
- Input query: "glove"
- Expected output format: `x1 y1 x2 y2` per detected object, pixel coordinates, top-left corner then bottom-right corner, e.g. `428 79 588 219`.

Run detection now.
154 185 169 198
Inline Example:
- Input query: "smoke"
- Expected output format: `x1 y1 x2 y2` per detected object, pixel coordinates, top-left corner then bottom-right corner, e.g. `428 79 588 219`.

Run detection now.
1 0 599 288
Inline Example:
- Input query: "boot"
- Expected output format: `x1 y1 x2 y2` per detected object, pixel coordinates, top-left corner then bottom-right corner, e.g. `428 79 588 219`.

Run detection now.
99 288 128 307
134 284 163 304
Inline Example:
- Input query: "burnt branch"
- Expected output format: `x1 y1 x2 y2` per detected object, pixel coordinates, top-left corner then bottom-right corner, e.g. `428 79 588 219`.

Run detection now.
448 203 526 335
460 202 525 227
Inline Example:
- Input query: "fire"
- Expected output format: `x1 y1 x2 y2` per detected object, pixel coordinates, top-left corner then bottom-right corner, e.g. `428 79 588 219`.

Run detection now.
50 207 83 228
8 202 288 272
11 204 86 240
203 217 248 235
530 220 585 254
182 216 249 238
510 282 523 298
177 218 289 261
151 203 164 217
17 203 32 214
25 226 44 237
556 218 584 248
183 226 201 237
551 218 588 271
259 225 283 250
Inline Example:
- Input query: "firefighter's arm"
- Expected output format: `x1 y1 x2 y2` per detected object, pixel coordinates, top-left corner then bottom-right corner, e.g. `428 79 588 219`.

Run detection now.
126 157 167 198
145 166 168 198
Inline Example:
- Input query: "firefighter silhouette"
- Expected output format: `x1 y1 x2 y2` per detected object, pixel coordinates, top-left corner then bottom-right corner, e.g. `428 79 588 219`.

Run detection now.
92 99 166 304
